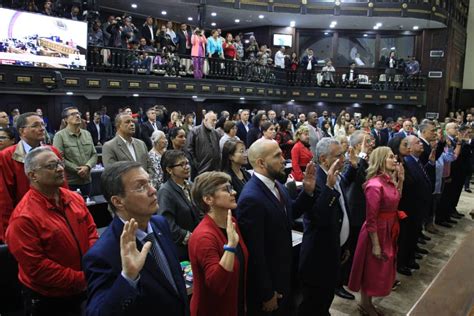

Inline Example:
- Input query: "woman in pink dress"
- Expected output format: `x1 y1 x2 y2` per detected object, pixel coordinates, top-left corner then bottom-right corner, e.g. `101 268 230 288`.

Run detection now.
191 28 207 79
348 146 405 316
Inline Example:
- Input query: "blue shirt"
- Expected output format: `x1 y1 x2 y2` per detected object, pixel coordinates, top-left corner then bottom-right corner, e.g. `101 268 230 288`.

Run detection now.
207 36 223 56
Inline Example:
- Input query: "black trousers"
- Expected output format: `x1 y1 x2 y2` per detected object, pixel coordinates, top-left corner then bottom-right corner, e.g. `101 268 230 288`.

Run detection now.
339 226 362 286
397 215 418 268
22 286 86 316
298 283 333 316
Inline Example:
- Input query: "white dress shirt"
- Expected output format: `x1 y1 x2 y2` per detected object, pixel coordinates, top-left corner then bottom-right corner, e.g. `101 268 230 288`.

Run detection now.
275 51 285 69
254 171 280 201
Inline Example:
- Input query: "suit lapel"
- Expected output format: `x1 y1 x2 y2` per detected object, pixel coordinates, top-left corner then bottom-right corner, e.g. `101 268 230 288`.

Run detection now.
169 180 197 222
116 137 134 161
253 177 290 228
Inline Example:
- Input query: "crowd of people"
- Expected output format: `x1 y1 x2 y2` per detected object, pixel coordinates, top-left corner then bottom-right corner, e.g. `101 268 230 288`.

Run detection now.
0 103 473 316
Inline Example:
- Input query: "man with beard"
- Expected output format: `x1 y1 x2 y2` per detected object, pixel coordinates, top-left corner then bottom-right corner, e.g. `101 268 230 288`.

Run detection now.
102 113 153 176
237 139 316 315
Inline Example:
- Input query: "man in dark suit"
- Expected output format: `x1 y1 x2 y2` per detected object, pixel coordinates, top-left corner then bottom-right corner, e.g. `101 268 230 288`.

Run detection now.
393 120 414 138
237 139 315 316
236 109 252 147
83 161 189 316
87 111 107 146
344 62 359 86
176 23 192 74
140 107 163 150
298 138 354 316
141 16 157 45
300 48 318 86
372 120 389 148
397 135 434 276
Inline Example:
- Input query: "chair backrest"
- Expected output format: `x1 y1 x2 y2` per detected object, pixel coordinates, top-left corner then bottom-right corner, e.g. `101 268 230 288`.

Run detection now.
0 244 22 313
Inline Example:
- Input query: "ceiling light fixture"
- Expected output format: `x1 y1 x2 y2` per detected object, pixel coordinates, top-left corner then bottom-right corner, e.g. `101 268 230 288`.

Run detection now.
211 22 216 26
290 21 296 27
258 14 264 19
192 95 198 99
244 39 249 44
211 12 217 16
188 17 193 21
373 26 379 30
324 32 329 35
330 21 337 25
131 3 137 9
330 24 335 28
376 22 382 27
66 91 73 95
133 93 139 97
235 19 240 23
161 10 167 15
363 33 368 37
290 99 295 102
413 25 419 30
240 97 245 100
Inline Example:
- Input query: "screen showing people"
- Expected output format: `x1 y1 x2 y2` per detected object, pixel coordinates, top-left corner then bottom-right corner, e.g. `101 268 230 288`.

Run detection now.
0 8 87 70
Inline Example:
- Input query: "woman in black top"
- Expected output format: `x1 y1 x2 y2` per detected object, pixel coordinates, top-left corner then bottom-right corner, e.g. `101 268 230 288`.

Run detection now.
221 139 251 201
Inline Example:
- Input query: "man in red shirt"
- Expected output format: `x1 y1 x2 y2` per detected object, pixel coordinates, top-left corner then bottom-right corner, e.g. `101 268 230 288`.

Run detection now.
0 112 65 242
6 146 98 315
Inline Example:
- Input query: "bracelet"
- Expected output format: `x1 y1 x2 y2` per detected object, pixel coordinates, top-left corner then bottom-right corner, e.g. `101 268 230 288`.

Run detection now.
223 245 236 253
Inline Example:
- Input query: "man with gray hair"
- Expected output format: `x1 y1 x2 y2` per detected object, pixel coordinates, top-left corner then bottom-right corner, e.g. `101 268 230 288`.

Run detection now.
237 139 316 315
6 147 98 315
186 111 221 176
298 137 355 315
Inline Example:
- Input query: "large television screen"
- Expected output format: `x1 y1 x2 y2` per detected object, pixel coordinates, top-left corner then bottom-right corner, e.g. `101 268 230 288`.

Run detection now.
0 8 87 70
273 34 292 47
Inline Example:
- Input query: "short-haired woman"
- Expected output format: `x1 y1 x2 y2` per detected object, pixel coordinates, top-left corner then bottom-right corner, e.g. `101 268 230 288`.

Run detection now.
219 121 240 152
148 130 167 189
189 171 248 316
221 140 251 200
157 150 201 260
348 146 404 316
0 126 16 151
260 121 276 140
291 126 313 181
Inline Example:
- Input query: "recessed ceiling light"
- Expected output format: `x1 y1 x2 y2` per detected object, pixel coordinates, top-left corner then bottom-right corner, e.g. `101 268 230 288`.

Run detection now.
376 22 382 27
235 19 240 23
290 99 295 102
373 26 379 30
324 32 329 35
330 24 335 28
161 11 167 15
244 39 249 44
290 21 296 27
331 21 337 25
363 33 368 37
133 93 139 97
188 17 193 21
131 3 137 9
211 22 216 26
413 25 419 30
240 97 245 100
192 95 198 99
258 14 264 19
211 12 217 16
66 91 73 95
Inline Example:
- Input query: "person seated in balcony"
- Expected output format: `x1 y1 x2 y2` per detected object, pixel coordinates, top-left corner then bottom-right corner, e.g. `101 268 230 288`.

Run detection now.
191 28 207 79
128 41 152 74
138 37 155 52
64 5 82 21
321 59 336 86
345 62 359 87
301 48 318 86
23 0 39 13
41 0 55 16
88 20 105 47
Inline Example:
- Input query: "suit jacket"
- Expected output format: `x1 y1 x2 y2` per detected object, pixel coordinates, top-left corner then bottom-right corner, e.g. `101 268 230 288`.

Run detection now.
102 136 153 175
176 29 192 55
246 127 261 148
393 130 411 139
140 121 163 150
141 24 158 44
299 166 354 287
419 137 444 190
342 158 368 227
372 129 389 148
186 125 221 175
345 69 359 82
300 55 318 70
83 215 189 316
236 175 312 311
86 121 106 146
157 179 201 260
399 156 433 220
236 121 252 148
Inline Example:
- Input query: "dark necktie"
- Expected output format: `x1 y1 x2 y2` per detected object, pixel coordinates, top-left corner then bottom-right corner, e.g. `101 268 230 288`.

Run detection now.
143 233 178 293
417 159 430 183
274 182 287 214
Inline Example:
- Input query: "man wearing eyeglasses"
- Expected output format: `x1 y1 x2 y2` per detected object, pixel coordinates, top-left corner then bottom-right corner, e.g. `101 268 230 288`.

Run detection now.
53 107 97 197
83 161 189 315
5 147 98 315
0 112 66 242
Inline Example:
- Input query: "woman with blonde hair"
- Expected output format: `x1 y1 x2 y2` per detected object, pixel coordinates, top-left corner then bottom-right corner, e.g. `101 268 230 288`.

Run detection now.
291 125 313 181
168 111 183 129
334 113 347 137
348 146 405 316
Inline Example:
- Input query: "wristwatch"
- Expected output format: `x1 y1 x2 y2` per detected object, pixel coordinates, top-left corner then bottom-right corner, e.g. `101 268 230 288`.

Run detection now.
223 245 236 253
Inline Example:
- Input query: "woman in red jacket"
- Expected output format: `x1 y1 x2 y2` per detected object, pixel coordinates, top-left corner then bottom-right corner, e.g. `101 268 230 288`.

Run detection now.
291 125 313 181
189 171 248 316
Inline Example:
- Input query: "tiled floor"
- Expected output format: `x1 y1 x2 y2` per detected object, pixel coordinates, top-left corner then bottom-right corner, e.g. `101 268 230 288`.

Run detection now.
329 191 474 316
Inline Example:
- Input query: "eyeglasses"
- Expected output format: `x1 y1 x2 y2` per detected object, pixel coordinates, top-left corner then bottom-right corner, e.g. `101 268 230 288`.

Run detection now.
24 122 46 129
67 111 82 117
170 161 190 168
129 180 155 193
0 136 12 140
221 183 234 194
36 160 65 171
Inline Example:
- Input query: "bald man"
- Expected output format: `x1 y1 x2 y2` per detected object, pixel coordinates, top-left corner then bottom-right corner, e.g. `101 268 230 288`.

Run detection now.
397 135 434 276
186 111 221 176
236 139 316 315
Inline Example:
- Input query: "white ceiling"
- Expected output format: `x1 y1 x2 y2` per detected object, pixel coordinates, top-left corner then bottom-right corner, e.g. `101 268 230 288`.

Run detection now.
99 0 446 31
